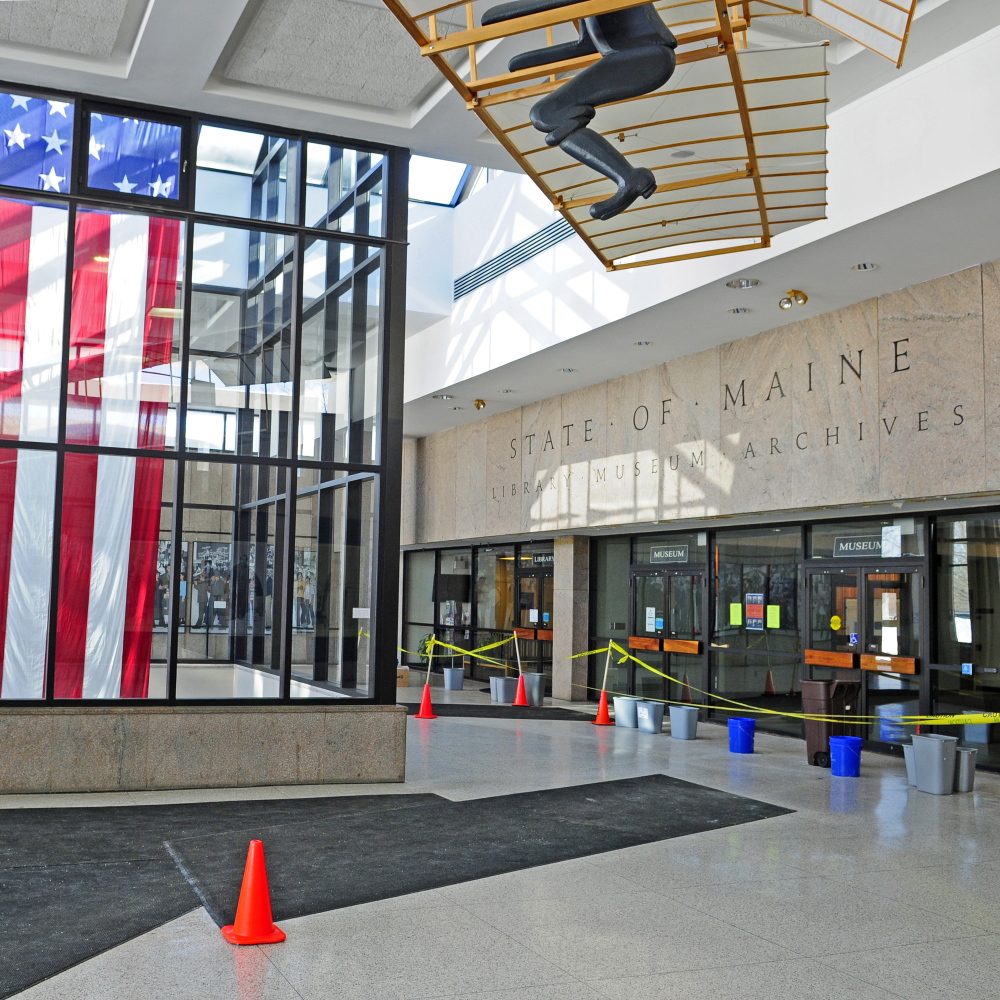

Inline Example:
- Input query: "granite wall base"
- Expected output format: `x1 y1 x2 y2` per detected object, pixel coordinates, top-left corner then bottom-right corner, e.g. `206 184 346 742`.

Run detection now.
0 704 407 793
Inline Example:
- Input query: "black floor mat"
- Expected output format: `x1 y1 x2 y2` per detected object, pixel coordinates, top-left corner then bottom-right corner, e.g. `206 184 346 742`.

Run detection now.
0 776 790 998
401 703 593 720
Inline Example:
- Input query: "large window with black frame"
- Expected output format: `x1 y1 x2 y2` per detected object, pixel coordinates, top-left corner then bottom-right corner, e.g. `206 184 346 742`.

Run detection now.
0 86 406 703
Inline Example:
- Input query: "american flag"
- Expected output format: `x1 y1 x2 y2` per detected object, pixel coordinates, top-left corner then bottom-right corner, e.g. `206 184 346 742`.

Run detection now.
88 113 182 201
0 92 74 194
0 198 182 699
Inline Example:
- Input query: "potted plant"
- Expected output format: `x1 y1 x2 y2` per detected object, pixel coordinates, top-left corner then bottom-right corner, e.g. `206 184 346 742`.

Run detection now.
417 633 435 686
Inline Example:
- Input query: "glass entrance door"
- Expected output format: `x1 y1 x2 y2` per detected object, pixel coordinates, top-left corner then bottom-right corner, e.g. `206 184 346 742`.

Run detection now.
631 572 703 700
807 567 922 742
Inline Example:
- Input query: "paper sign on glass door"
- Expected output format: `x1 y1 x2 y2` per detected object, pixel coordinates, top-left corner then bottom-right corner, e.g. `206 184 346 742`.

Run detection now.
882 592 898 621
645 606 656 631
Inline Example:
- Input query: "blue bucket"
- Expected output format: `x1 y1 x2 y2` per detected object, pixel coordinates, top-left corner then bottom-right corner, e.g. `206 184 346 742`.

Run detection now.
830 735 862 777
728 717 756 754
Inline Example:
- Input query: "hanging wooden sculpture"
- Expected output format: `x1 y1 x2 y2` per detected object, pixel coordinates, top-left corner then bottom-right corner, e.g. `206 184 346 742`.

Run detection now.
382 0 918 270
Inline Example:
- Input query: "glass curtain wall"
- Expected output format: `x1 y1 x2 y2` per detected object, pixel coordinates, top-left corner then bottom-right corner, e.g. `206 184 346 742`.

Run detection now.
0 87 405 704
936 516 1000 766
401 542 553 684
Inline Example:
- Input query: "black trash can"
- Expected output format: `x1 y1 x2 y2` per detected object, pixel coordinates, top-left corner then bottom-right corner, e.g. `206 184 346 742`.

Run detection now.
801 678 861 767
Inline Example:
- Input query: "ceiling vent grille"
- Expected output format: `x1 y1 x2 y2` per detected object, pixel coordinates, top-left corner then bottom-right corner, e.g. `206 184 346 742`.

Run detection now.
453 218 574 300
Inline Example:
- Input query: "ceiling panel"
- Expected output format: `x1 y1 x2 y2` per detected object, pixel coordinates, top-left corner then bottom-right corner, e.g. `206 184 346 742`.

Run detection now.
222 0 463 111
0 0 130 58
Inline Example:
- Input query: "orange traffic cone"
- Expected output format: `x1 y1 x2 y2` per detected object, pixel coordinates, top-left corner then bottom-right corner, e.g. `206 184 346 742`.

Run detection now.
414 682 437 719
513 674 529 706
681 674 693 704
592 689 613 725
763 669 777 696
221 840 286 945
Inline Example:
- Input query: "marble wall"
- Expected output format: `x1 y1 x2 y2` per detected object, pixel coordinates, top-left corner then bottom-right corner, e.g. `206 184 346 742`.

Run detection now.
404 263 994 545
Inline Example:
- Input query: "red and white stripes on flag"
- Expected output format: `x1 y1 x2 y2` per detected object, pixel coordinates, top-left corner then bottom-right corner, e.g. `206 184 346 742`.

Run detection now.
0 199 181 699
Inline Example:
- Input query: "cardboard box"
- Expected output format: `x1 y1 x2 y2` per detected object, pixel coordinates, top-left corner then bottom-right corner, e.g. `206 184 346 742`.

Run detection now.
396 667 410 688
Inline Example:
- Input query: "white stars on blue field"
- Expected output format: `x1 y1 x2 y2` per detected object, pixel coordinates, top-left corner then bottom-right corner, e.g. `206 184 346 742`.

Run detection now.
0 93 75 192
87 113 182 200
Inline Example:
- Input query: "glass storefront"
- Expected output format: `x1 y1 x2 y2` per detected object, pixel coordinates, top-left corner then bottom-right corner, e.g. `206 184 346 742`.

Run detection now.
0 87 406 704
402 541 554 687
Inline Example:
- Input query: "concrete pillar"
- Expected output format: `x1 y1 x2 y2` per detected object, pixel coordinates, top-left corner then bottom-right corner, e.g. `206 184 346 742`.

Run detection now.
552 536 590 701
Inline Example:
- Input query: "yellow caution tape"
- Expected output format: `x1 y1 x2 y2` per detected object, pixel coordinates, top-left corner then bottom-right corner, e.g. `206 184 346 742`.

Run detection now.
396 634 516 667
573 641 996 729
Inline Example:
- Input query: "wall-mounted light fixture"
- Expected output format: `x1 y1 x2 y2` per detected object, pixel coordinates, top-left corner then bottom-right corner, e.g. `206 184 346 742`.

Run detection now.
474 399 486 410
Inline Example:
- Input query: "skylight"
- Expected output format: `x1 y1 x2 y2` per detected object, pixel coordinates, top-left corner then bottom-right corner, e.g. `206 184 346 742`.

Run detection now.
409 155 469 206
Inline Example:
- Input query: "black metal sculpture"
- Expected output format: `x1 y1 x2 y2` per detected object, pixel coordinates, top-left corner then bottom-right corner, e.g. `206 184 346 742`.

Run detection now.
482 0 677 220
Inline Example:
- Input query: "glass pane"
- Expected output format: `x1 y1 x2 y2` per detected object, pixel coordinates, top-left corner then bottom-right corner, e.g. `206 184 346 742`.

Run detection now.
0 447 56 699
0 91 74 194
635 653 665 700
306 142 384 236
177 460 284 698
865 572 919 657
299 238 380 464
867 673 919 743
712 651 803 736
0 197 67 443
68 209 184 448
810 518 924 559
291 471 376 697
476 545 514 630
592 536 629 642
808 571 858 652
405 549 435 624
196 125 300 225
437 549 471 627
189 224 293 457
669 575 701 639
518 572 553 628
402 623 434 669
936 516 998 667
713 526 801 652
932 670 1000 768
54 455 175 699
409 155 467 206
634 575 665 638
634 531 707 566
87 113 182 201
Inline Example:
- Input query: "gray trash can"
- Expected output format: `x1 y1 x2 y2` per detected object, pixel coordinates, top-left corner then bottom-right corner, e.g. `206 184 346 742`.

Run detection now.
912 733 959 795
488 675 500 701
955 747 977 792
496 676 519 704
613 696 640 728
636 700 665 734
443 666 464 691
522 672 545 707
669 704 698 740
902 743 917 786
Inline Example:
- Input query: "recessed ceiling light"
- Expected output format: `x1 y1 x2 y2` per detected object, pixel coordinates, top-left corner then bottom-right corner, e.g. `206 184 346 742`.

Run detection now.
432 394 454 400
635 341 652 346
557 368 576 373
726 278 759 289
729 307 749 314
671 150 695 158
498 388 515 393
450 406 464 410
852 262 879 271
